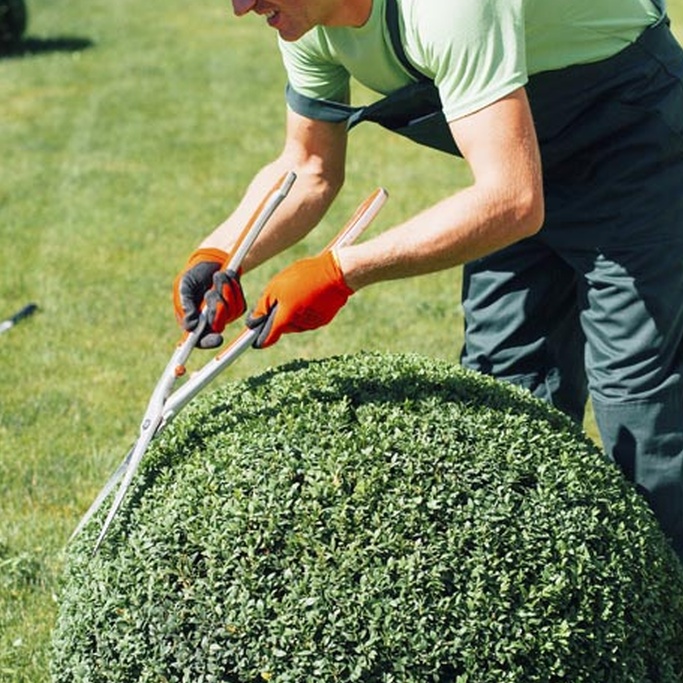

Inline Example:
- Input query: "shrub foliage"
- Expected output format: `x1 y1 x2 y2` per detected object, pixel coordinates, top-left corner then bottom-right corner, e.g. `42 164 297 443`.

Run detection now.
52 352 683 682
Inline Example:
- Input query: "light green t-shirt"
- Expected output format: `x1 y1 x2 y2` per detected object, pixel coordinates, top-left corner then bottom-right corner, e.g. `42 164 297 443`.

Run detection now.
278 0 661 122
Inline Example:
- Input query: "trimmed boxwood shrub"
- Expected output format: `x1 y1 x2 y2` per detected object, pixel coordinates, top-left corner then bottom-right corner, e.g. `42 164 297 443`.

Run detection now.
53 352 683 682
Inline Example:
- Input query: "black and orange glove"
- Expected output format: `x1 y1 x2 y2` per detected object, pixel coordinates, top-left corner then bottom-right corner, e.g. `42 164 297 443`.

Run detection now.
246 250 353 349
173 247 246 349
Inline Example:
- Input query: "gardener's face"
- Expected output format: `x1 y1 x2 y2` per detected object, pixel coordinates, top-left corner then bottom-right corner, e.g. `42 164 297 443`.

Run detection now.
231 0 322 40
232 0 367 42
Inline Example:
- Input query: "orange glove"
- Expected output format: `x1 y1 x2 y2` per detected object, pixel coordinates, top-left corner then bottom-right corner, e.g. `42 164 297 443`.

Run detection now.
246 250 354 348
173 247 246 349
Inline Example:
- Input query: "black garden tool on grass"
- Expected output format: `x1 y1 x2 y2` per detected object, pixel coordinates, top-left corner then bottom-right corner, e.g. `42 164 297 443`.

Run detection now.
0 302 38 335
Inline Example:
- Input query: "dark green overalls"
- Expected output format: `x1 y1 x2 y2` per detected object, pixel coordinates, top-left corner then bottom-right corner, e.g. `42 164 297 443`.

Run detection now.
287 0 683 560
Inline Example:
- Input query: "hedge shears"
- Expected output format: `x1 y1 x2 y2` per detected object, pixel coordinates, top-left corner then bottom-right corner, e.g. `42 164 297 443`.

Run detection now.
71 174 388 554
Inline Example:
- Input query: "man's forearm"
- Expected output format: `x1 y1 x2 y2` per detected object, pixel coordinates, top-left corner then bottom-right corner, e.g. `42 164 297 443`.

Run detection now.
337 180 543 291
200 159 342 272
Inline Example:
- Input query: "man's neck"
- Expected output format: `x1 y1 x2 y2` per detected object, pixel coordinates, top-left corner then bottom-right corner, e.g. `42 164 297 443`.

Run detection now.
332 0 373 28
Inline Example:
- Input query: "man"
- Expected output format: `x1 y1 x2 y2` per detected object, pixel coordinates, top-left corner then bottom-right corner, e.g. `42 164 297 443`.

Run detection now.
173 0 683 559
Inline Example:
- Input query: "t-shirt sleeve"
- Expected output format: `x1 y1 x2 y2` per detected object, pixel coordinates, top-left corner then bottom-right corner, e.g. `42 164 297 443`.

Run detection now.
278 30 351 105
408 0 528 122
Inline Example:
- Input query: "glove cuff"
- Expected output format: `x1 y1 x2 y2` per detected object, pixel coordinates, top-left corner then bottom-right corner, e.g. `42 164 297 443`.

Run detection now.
186 247 230 269
327 249 355 297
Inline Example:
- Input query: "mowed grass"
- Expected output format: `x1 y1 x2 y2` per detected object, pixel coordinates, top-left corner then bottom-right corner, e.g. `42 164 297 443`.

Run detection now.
1 2 682 680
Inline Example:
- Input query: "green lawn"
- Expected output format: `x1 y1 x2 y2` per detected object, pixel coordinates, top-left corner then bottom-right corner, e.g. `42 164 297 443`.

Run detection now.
1 2 682 680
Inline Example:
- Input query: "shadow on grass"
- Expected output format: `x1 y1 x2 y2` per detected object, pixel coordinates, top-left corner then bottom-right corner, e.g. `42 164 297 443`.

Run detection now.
0 35 94 59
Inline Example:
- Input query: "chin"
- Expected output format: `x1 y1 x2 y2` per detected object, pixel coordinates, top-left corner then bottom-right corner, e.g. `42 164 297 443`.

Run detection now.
278 29 306 41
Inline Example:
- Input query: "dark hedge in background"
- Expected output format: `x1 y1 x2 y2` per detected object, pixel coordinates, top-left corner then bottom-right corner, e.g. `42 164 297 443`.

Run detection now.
52 352 683 682
0 0 27 47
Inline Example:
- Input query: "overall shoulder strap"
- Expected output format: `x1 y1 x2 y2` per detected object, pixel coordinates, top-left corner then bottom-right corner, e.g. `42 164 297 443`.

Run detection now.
384 0 428 82
649 0 670 26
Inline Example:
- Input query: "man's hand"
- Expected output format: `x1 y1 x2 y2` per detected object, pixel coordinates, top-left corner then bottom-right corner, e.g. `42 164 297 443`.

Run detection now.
173 247 247 349
246 250 353 348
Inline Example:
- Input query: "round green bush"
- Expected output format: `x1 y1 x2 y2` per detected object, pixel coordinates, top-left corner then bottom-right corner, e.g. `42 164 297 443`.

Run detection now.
53 352 683 683
0 0 27 48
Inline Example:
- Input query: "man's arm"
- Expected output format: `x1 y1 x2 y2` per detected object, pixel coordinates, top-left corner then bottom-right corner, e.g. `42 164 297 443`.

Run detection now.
199 108 349 272
336 86 544 289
